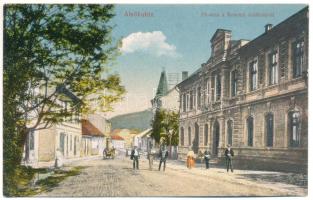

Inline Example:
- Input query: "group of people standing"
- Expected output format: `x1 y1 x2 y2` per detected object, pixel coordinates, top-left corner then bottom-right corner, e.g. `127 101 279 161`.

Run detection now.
130 145 169 171
186 144 234 172
130 144 235 172
186 148 212 169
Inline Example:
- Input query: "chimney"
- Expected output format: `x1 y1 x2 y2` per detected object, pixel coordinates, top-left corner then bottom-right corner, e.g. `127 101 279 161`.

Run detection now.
265 24 273 33
182 71 188 81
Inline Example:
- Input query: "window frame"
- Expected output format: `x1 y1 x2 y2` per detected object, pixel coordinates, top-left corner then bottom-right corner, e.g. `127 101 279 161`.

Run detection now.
183 93 187 112
227 120 233 146
211 76 215 102
230 70 238 97
189 90 193 110
180 127 185 146
197 86 201 108
289 111 301 147
215 74 221 101
248 59 258 91
265 113 274 147
204 124 209 146
29 130 35 151
292 38 305 78
268 51 278 85
247 116 254 147
188 127 192 146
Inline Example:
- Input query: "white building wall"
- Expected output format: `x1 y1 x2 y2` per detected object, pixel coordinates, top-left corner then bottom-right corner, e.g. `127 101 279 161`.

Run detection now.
159 88 179 111
112 140 125 150
56 122 82 159
24 129 39 164
91 136 105 155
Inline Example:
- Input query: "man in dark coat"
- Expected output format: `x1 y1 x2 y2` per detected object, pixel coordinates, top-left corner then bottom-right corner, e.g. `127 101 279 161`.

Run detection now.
158 145 168 171
204 149 211 169
131 146 140 170
224 144 234 172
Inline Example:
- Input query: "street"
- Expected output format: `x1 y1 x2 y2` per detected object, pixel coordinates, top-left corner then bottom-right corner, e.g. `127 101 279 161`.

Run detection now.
37 157 307 197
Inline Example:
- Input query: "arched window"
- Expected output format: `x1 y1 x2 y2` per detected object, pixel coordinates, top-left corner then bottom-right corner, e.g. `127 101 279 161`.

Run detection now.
265 113 274 147
289 112 300 147
188 127 191 146
247 116 254 146
180 127 184 146
204 124 209 146
227 120 233 146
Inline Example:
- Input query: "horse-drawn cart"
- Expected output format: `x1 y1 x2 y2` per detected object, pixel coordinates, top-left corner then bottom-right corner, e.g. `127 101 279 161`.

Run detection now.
103 148 115 159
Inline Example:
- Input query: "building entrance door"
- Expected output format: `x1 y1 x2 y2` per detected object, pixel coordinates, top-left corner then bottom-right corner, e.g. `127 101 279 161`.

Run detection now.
212 121 220 156
192 123 199 153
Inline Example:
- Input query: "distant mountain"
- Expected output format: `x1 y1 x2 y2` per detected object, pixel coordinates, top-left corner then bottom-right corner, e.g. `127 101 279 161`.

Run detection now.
109 109 153 131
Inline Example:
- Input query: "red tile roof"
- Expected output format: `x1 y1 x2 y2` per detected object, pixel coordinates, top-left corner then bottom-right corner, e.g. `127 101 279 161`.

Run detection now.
82 119 104 137
111 135 124 140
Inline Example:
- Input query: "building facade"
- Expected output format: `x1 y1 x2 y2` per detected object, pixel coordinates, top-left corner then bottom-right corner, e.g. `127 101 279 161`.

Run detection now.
23 87 82 167
111 135 126 150
133 128 155 152
81 119 106 156
151 70 187 113
177 7 308 172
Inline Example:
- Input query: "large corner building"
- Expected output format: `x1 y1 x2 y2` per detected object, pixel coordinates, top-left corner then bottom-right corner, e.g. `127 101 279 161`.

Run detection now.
177 7 308 172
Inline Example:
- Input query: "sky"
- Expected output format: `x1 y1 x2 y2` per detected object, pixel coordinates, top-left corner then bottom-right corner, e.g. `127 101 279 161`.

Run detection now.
105 4 307 118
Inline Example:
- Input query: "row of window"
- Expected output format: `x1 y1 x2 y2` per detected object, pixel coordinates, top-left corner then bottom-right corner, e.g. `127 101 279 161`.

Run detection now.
180 111 301 148
180 39 305 112
248 39 304 91
59 133 79 156
27 131 80 156
181 88 200 112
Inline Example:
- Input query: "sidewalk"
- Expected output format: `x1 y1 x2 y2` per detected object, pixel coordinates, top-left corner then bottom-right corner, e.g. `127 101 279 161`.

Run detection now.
30 155 102 169
136 158 308 189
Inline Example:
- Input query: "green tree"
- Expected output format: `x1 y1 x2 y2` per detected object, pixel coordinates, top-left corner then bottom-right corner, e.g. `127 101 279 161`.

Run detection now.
3 5 125 196
151 109 163 144
162 110 179 147
151 109 179 147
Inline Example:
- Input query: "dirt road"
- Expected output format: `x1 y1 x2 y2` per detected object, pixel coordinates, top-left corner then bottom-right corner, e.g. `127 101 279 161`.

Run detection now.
37 157 307 197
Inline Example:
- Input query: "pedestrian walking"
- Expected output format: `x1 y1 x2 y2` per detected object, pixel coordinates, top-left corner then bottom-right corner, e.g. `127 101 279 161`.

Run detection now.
147 149 155 170
158 145 168 171
224 144 234 172
103 148 107 159
204 149 211 169
130 146 140 170
198 150 204 169
54 148 64 168
186 148 195 169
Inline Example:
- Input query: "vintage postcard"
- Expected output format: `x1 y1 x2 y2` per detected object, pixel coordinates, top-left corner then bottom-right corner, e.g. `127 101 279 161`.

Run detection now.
2 2 309 198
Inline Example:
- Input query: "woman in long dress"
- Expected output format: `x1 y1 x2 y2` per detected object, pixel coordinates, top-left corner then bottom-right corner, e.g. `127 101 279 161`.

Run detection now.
186 148 195 169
